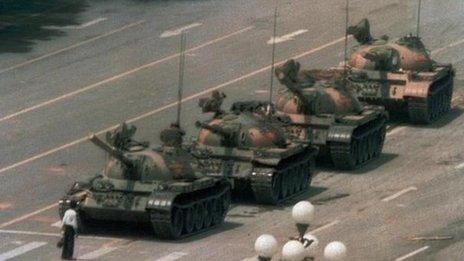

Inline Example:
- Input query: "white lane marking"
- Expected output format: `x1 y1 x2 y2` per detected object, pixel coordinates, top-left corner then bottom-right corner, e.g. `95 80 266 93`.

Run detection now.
153 252 189 261
160 23 202 38
43 17 107 30
455 162 464 170
309 220 340 234
432 38 464 55
0 203 57 229
386 126 406 137
253 90 269 94
0 34 345 176
0 20 145 75
0 26 253 124
395 246 429 261
0 229 120 241
267 29 308 44
0 241 47 261
381 186 417 202
78 247 118 260
51 221 61 227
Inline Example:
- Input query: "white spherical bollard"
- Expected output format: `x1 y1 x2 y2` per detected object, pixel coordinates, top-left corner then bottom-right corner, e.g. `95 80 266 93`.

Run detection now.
281 240 306 261
292 201 315 225
302 233 319 255
324 241 347 260
254 234 278 259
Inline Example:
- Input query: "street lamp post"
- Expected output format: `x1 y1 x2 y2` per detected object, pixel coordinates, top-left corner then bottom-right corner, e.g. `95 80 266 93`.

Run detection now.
253 201 347 261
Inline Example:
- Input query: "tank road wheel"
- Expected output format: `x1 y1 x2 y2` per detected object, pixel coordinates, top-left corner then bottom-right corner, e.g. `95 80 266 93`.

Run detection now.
203 200 213 228
76 212 92 234
272 173 282 202
280 172 289 199
168 207 184 239
221 190 231 217
211 199 223 225
298 165 306 191
183 207 195 234
193 203 205 231
408 97 432 124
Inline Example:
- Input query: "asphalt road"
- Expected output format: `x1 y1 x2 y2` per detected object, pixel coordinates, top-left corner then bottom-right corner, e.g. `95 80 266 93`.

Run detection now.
0 0 463 260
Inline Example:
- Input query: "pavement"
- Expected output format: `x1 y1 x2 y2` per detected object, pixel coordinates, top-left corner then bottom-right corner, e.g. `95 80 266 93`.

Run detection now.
0 0 463 260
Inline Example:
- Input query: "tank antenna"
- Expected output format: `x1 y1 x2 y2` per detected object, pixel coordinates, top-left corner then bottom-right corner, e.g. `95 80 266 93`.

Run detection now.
176 32 186 127
268 4 278 108
416 0 422 37
343 0 350 83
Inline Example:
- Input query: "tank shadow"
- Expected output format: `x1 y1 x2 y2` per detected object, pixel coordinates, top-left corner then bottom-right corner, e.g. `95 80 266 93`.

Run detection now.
341 152 398 175
419 107 464 129
230 186 327 209
79 219 242 243
0 0 88 53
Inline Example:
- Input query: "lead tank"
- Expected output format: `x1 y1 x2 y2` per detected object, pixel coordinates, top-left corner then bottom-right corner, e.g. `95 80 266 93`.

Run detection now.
346 19 454 123
193 92 318 204
274 59 388 170
58 123 231 240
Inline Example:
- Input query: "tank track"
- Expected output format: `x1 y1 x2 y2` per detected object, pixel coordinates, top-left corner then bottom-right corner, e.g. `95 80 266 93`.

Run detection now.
407 73 454 124
330 116 387 170
250 151 316 205
149 182 230 240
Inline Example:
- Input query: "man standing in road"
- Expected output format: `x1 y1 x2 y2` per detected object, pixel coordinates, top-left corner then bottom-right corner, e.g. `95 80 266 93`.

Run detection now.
60 200 78 260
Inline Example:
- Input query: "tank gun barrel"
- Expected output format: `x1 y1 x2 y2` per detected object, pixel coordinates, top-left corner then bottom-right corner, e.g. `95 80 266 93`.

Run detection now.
89 134 133 167
195 121 231 138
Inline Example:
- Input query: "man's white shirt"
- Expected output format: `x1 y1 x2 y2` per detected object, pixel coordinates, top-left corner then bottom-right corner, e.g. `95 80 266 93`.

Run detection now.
62 209 78 230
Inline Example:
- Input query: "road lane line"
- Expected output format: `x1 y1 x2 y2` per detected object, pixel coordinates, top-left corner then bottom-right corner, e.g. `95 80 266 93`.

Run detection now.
0 241 47 261
432 38 464 55
381 187 417 202
153 252 189 261
0 20 145 75
51 221 61 227
0 203 57 229
267 29 308 44
78 247 118 260
455 162 464 170
309 220 340 234
386 126 406 137
160 23 202 38
0 229 121 240
43 17 107 30
395 246 429 261
0 26 254 124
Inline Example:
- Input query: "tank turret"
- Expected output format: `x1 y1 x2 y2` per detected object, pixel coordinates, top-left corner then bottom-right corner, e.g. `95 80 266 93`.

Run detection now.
275 59 363 116
346 19 454 123
348 19 433 72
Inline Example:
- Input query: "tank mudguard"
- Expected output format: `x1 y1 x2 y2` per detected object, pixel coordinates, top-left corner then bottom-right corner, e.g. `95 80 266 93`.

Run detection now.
403 80 431 98
327 125 355 143
146 191 178 211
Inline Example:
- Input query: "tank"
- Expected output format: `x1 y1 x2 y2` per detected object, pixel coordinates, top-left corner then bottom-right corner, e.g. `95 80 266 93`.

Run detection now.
274 59 388 170
58 123 231 240
345 19 454 123
193 91 319 205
